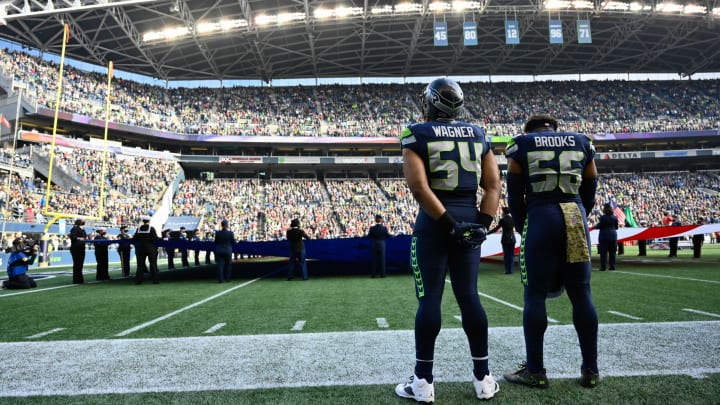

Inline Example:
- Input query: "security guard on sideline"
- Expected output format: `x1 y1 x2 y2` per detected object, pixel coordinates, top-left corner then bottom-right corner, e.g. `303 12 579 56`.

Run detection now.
133 215 160 285
365 214 391 278
117 225 133 276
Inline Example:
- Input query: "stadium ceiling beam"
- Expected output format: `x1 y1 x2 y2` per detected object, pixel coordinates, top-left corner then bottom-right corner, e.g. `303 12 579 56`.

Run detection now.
107 6 168 80
682 43 720 75
302 0 319 79
172 0 223 80
402 0 430 77
628 20 701 72
359 0 369 78
579 17 647 72
234 0 270 82
0 0 156 24
53 13 106 66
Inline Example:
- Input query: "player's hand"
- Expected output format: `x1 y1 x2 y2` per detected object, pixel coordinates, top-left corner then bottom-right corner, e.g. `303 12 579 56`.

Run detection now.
451 222 487 249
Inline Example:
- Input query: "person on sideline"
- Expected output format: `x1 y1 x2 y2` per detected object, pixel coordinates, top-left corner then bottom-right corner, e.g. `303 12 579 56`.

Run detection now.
503 114 601 389
596 203 618 271
668 216 681 257
3 238 39 289
69 218 87 284
93 227 110 281
133 215 160 285
178 226 190 268
214 220 235 283
191 229 202 266
286 218 311 280
395 77 502 402
637 220 648 256
692 218 705 258
117 225 133 276
488 207 516 274
365 214 391 278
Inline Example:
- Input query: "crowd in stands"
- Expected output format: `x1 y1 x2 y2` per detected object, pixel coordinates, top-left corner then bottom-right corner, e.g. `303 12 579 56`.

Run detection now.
2 49 719 139
2 143 719 244
167 171 719 242
1 146 180 228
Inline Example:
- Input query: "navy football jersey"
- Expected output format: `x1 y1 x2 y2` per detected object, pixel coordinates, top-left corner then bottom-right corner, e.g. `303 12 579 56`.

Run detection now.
504 130 595 209
400 121 490 206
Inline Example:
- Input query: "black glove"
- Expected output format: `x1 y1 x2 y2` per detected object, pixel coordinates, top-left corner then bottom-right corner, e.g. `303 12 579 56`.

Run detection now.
440 211 488 249
452 222 488 249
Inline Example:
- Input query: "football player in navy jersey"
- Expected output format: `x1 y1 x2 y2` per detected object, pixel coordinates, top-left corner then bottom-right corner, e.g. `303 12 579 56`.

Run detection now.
395 78 501 402
503 115 601 389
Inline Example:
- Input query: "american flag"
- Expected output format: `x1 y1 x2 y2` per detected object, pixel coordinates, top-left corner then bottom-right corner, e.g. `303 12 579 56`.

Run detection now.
610 199 626 225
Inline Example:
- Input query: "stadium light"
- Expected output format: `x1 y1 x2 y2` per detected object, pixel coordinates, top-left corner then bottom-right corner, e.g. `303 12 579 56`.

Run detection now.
682 4 706 14
451 1 483 12
395 2 422 13
335 6 363 18
314 8 333 19
656 2 684 13
571 1 595 10
277 12 304 24
629 2 643 11
713 7 720 15
255 14 275 26
602 1 631 11
545 0 571 10
429 2 452 12
371 5 393 14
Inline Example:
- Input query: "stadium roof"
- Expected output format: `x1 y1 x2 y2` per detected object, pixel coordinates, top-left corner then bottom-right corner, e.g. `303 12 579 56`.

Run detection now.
0 0 718 82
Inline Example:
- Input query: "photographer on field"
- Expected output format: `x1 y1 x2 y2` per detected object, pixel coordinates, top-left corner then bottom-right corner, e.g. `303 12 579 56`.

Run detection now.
2 237 39 289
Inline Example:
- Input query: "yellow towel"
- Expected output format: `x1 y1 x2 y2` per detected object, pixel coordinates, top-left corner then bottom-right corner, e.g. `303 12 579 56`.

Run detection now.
559 202 590 263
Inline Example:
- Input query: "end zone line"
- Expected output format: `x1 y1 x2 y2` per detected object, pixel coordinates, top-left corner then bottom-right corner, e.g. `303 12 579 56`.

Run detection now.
613 271 720 284
115 277 261 337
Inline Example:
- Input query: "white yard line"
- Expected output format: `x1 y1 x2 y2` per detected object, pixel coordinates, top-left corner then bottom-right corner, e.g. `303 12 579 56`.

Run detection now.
683 308 720 318
0 284 78 297
376 317 389 328
291 320 306 331
477 291 559 324
26 328 65 339
0 321 717 396
203 323 226 334
607 310 643 320
613 271 720 284
444 279 559 323
115 277 261 337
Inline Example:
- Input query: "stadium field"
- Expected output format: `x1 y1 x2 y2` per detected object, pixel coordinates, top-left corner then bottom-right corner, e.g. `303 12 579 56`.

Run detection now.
1 244 719 404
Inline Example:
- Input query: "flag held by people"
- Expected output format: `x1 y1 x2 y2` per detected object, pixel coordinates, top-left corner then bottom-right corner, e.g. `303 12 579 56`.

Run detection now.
610 199 626 225
0 114 10 129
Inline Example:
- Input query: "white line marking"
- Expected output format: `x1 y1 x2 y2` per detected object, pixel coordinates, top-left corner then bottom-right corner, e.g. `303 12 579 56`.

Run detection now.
454 315 462 322
607 310 643 320
0 284 78 297
683 308 720 318
291 320 306 331
26 328 65 339
203 323 226 334
1 320 717 396
115 277 260 337
477 291 559 324
444 278 559 323
376 318 389 328
613 271 720 284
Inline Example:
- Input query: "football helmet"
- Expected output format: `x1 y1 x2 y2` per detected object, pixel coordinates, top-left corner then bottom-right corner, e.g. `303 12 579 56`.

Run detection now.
421 78 464 121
